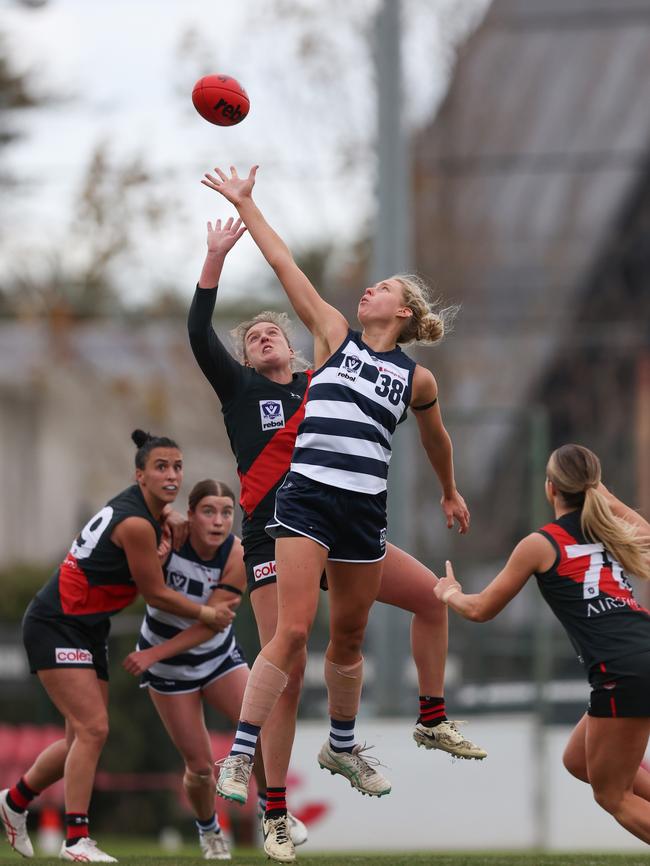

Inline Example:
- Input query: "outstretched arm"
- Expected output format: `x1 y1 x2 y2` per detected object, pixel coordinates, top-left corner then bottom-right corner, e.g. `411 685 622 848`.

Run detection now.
201 164 348 362
112 518 223 629
433 533 551 621
188 217 248 405
411 365 470 534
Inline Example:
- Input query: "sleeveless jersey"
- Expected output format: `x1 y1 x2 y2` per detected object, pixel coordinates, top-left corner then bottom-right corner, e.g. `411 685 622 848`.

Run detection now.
536 510 650 670
35 485 161 627
188 285 315 554
291 330 416 494
136 535 236 681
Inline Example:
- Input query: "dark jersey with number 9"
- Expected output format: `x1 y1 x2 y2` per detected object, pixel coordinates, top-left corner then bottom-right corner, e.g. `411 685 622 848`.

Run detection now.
34 484 162 627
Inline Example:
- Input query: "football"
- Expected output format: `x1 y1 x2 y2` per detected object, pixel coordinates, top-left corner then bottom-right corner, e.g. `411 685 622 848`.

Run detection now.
192 74 250 126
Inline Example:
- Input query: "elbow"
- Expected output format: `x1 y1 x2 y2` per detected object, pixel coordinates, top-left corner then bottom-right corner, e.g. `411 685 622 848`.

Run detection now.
466 601 494 623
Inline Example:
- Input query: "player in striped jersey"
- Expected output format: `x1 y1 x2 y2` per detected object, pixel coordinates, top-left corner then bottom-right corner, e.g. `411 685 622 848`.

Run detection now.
434 444 650 844
202 165 472 862
123 479 245 860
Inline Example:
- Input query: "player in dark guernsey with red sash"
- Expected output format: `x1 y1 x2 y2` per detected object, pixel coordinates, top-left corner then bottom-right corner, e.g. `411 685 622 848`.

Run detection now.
434 444 650 844
0 431 227 864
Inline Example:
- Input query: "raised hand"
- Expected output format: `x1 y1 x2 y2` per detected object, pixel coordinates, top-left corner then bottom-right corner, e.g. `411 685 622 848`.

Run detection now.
441 490 470 534
202 164 258 207
433 560 462 603
206 216 247 255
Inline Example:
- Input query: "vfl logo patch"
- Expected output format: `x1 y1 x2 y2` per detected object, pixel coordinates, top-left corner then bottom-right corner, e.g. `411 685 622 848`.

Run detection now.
338 354 362 382
55 647 93 664
259 400 285 431
253 559 277 582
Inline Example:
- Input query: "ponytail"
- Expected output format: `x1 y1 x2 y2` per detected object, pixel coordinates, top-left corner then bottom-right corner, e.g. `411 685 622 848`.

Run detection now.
582 487 650 580
547 444 650 580
391 274 459 346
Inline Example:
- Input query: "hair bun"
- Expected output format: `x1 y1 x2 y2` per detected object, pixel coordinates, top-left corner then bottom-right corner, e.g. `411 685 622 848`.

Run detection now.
131 429 152 448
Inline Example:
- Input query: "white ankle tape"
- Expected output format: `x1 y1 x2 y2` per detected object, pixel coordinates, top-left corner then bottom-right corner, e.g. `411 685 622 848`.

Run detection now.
241 655 289 726
324 656 363 719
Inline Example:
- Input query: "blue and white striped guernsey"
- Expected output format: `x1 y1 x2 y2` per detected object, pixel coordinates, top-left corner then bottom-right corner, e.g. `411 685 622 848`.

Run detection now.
291 330 416 494
137 536 236 682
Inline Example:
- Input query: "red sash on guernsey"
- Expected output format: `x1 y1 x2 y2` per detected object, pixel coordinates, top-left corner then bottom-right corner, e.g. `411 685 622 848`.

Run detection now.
238 371 313 518
58 555 137 616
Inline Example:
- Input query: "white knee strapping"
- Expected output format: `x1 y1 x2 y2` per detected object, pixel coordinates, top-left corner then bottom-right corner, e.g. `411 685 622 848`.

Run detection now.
240 654 289 727
324 656 363 719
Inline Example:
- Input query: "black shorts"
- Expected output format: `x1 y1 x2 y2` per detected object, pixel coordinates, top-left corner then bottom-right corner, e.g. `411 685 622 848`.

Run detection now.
244 541 279 593
141 641 247 695
588 651 650 718
22 599 110 681
244 540 328 594
266 471 387 563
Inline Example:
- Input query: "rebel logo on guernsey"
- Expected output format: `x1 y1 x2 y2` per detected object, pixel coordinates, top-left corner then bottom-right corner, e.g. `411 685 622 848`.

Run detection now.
259 400 285 430
338 354 363 382
55 647 93 664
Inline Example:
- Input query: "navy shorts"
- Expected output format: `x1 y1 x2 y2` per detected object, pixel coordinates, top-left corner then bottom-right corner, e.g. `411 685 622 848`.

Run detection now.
22 599 110 681
588 651 650 718
266 471 387 563
141 641 248 695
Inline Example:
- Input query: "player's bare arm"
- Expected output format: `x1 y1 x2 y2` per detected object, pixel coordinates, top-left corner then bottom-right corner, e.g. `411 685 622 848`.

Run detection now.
411 365 469 534
122 591 239 676
434 533 553 621
202 164 348 354
112 517 217 625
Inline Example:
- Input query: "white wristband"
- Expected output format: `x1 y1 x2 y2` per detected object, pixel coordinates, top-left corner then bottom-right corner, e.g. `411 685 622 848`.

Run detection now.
441 586 460 604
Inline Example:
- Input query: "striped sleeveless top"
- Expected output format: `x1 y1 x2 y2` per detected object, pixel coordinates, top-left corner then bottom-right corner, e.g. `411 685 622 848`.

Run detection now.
137 536 236 682
291 330 416 494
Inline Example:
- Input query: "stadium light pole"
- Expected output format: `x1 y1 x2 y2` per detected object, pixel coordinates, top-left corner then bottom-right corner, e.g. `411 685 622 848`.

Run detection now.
369 0 414 717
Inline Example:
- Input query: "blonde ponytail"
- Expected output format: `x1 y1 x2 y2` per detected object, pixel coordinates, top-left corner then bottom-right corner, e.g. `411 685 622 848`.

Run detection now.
582 487 650 580
391 274 459 346
547 444 650 580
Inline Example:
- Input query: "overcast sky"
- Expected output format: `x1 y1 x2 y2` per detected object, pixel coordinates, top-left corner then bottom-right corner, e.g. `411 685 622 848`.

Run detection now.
1 0 490 306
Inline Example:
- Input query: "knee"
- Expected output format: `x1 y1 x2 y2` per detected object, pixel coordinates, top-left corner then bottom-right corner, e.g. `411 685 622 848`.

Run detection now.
592 784 624 816
562 744 588 782
330 623 366 657
183 767 214 791
422 593 448 625
72 716 109 748
279 623 310 656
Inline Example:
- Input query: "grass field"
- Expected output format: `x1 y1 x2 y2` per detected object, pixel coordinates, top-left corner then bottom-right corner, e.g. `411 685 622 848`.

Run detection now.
2 839 650 866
